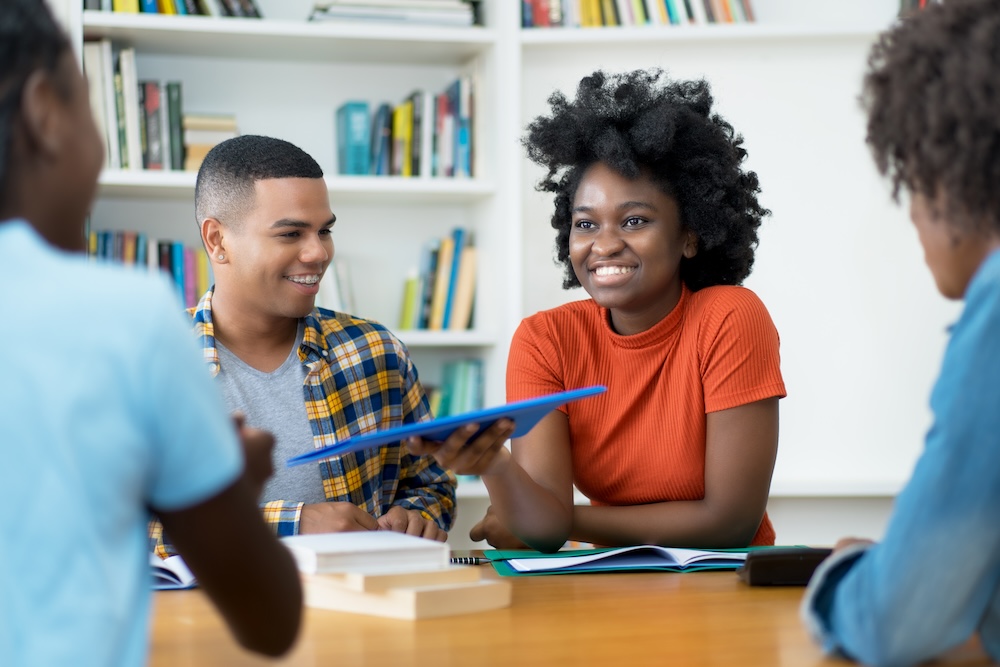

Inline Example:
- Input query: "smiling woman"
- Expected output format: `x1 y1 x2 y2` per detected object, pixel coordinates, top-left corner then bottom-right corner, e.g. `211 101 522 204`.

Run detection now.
412 69 787 553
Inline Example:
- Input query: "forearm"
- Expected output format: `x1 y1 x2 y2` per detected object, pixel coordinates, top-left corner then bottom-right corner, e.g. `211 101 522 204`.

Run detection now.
483 455 572 553
571 498 762 548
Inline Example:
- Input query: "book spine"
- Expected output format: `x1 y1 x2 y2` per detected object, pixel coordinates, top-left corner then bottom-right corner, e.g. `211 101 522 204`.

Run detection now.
171 240 185 300
141 81 164 170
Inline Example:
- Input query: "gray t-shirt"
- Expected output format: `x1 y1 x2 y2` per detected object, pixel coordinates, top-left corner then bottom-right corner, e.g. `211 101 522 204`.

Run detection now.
215 322 326 505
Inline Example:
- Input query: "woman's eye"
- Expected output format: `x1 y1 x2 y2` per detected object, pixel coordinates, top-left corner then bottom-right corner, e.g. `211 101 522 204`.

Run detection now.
623 216 646 227
573 219 594 229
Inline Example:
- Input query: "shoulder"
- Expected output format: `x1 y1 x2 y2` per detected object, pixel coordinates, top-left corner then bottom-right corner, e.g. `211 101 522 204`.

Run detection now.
517 299 601 339
312 308 411 356
686 285 777 329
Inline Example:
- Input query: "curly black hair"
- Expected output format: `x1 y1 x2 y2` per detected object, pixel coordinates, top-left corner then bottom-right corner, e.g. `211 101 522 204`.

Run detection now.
863 0 1000 234
523 69 768 291
0 0 71 200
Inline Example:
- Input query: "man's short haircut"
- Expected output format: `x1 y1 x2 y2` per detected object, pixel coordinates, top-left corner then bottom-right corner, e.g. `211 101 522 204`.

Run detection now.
863 0 1000 234
194 135 324 230
0 0 72 198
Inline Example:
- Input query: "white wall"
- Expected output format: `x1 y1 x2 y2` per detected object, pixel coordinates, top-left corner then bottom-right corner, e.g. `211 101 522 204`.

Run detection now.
518 24 962 497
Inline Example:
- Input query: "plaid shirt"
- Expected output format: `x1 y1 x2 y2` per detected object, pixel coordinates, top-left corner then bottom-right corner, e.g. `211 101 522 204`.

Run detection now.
150 289 456 557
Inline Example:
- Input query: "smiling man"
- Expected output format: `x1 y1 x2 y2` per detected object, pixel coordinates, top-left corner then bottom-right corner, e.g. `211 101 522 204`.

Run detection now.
149 135 458 554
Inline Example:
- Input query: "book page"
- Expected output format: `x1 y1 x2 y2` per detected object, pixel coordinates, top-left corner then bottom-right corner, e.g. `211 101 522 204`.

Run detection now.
507 546 747 573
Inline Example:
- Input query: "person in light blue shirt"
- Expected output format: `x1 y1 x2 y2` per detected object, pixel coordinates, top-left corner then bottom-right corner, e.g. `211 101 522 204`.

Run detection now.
0 1 301 665
801 1 1000 665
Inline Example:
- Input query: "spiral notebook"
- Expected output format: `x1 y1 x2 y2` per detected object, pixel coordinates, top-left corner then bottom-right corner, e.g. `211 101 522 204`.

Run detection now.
286 385 606 467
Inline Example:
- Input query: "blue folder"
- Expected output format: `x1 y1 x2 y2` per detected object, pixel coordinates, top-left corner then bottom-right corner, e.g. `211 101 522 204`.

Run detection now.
286 385 606 467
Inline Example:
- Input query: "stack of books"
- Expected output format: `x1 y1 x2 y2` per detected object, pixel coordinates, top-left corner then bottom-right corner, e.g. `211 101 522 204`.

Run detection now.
282 532 511 619
83 0 263 17
183 113 239 172
309 1 479 27
335 74 474 179
398 226 476 331
523 0 755 28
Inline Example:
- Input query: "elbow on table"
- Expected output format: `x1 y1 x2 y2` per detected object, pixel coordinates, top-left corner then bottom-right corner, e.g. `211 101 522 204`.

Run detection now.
233 603 303 658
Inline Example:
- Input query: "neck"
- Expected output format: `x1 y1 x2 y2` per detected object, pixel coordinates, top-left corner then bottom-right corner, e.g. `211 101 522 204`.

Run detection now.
210 286 301 370
1 172 84 252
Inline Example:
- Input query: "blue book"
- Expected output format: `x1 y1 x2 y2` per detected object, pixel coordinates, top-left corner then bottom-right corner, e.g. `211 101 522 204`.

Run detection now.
286 386 607 466
171 240 185 301
441 227 466 329
140 0 158 13
336 100 370 175
369 103 392 176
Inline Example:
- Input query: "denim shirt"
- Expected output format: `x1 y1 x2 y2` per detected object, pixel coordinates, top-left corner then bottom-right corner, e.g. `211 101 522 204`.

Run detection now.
801 248 1000 667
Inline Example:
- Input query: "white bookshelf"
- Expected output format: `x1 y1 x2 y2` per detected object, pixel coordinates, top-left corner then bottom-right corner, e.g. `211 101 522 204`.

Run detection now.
60 0 943 512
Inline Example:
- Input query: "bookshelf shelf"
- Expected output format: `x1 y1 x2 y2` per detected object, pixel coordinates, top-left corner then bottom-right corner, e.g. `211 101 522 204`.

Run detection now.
98 171 495 203
82 11 496 64
520 22 882 47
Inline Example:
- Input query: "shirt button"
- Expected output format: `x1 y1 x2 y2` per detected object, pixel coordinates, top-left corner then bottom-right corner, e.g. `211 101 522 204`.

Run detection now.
321 350 328 357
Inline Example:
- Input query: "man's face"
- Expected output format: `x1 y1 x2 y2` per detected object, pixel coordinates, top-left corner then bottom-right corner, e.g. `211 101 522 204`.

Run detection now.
220 177 335 319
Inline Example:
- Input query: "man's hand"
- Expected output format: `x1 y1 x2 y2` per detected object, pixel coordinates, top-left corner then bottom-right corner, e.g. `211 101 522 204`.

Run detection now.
469 505 528 549
233 412 275 501
377 506 447 542
299 502 379 534
405 419 516 477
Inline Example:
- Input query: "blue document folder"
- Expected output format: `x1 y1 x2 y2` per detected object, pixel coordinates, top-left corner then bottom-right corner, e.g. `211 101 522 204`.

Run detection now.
286 385 606 467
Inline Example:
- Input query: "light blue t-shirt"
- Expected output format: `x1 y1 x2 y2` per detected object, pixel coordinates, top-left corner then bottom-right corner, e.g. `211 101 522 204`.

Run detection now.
0 221 242 667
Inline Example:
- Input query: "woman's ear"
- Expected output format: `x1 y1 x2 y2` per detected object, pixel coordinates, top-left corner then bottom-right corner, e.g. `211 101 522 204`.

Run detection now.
18 69 65 158
683 231 698 259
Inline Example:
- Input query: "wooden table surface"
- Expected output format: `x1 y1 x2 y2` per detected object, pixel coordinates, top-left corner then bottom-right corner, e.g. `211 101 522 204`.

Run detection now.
149 568 990 667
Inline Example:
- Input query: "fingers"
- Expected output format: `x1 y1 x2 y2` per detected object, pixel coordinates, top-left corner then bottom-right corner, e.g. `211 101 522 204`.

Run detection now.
406 419 516 476
469 518 487 543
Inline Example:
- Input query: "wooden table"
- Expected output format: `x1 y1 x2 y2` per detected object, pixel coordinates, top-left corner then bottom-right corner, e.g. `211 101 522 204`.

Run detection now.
149 568 990 667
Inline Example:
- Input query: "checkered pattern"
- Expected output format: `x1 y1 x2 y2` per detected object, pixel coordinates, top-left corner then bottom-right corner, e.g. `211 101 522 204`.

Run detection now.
150 289 456 557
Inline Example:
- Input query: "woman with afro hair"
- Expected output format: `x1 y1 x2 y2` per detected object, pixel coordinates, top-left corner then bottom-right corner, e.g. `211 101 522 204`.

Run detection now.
412 68 786 552
802 1 1000 665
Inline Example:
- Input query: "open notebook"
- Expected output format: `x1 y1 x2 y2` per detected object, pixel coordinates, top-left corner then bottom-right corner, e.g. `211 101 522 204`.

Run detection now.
488 546 749 576
287 385 606 467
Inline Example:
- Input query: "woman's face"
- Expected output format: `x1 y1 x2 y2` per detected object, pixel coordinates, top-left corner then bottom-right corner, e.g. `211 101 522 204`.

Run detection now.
910 191 1000 300
569 162 696 335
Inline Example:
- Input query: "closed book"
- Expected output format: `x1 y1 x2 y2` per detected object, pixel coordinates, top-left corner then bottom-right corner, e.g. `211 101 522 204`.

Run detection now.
140 0 158 12
99 40 121 170
319 564 482 593
391 99 413 177
171 240 185 300
282 532 449 575
81 42 110 169
428 234 454 330
165 82 183 170
157 240 172 276
140 81 164 170
302 575 511 620
113 71 129 169
118 48 143 171
182 113 238 131
113 0 140 12
183 246 198 307
448 245 477 331
441 227 466 329
398 270 420 330
336 100 371 175
416 239 439 328
369 102 392 176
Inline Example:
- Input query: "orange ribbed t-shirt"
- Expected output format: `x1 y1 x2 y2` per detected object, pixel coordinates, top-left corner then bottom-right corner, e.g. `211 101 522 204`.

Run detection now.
506 284 787 546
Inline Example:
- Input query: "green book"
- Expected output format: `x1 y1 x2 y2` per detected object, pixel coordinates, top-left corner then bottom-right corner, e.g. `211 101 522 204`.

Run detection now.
113 71 128 169
166 82 184 171
485 546 753 576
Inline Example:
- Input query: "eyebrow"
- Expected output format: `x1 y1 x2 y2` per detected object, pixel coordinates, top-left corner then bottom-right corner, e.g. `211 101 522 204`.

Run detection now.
572 201 657 214
269 216 337 230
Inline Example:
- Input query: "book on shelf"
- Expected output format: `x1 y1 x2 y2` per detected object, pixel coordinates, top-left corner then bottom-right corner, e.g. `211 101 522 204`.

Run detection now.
522 0 755 28
399 228 474 331
140 81 165 170
432 358 483 417
308 1 477 27
336 101 371 175
182 112 238 171
369 102 393 176
118 48 144 171
428 232 454 329
150 553 197 590
391 98 414 177
486 545 750 576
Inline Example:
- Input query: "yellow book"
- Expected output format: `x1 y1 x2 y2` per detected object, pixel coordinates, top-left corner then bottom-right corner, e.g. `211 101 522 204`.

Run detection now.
196 248 210 298
392 100 414 177
448 245 477 331
428 235 454 330
113 0 141 12
586 0 602 26
600 0 618 25
158 0 177 14
398 271 420 330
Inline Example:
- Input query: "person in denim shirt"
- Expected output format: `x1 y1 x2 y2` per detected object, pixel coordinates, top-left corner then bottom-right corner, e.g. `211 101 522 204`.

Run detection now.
801 1 1000 665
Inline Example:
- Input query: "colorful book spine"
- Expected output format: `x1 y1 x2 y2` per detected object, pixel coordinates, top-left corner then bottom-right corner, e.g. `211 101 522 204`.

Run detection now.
336 101 371 176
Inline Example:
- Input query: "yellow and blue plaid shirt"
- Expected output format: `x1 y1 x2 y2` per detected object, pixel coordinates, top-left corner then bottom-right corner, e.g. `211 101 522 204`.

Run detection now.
150 289 456 556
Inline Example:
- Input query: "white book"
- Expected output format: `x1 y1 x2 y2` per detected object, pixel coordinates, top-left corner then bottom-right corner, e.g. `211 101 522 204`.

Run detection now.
150 553 196 590
118 48 143 172
282 532 450 575
158 82 172 171
99 39 120 170
688 0 708 24
81 42 110 170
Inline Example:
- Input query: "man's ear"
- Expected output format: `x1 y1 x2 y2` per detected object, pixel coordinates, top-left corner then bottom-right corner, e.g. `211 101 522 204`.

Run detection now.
18 69 65 158
202 217 227 264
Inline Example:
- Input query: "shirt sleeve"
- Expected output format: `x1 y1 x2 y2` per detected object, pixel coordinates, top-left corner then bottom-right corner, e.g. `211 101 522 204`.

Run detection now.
390 346 456 530
800 274 1000 666
698 288 786 413
506 315 565 404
